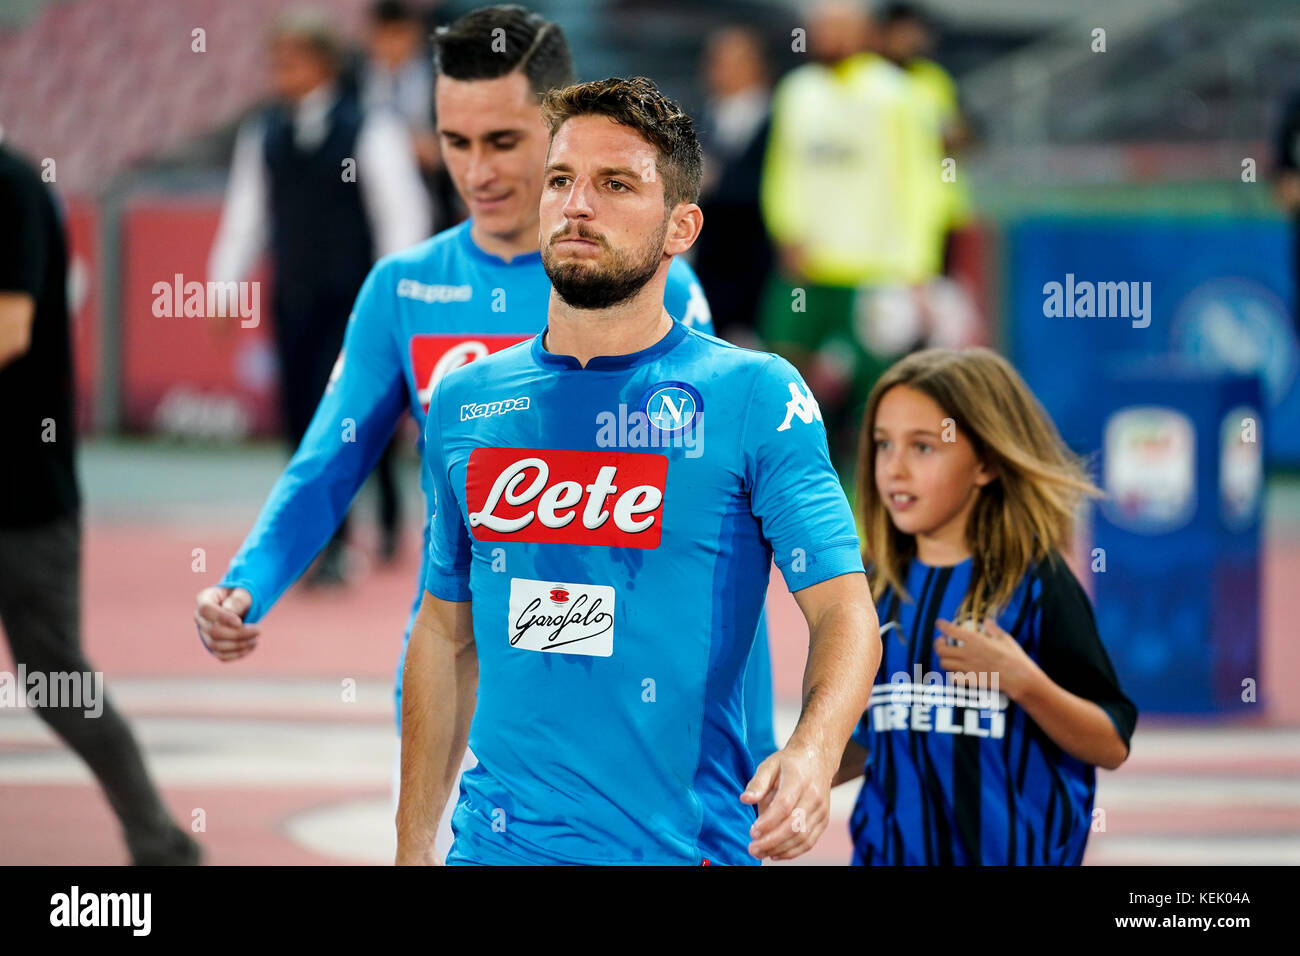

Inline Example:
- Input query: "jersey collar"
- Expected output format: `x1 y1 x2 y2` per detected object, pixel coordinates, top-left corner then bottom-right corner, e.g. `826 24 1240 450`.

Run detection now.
460 220 543 267
531 319 688 372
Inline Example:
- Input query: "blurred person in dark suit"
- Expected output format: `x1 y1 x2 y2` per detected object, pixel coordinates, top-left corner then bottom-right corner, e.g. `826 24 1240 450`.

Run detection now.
360 1 449 220
692 26 774 348
352 0 463 233
208 10 431 583
360 0 435 137
0 137 200 865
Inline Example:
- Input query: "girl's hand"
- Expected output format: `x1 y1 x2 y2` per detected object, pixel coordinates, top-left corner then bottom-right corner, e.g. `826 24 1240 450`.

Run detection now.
934 617 1042 701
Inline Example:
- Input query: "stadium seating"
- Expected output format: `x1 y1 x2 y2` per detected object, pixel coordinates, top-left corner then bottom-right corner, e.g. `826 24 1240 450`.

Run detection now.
0 0 372 195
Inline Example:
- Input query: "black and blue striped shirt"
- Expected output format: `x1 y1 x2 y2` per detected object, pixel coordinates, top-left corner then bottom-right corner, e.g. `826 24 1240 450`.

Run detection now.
849 553 1137 865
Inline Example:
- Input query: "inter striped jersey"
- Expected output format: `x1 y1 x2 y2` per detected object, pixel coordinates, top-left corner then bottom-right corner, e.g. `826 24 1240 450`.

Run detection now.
849 553 1137 865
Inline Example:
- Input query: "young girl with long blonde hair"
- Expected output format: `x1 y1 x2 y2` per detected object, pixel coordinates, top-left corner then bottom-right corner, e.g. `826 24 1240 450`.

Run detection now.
835 347 1136 865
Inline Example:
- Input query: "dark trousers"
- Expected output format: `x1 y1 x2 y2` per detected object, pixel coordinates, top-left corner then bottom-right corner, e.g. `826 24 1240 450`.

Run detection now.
375 436 400 536
0 514 178 855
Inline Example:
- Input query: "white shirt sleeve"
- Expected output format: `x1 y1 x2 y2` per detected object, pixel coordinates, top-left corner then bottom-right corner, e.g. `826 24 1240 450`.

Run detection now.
207 118 268 285
356 111 432 258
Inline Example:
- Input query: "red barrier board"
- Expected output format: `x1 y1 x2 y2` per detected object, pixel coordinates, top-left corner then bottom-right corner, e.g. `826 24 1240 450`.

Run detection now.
121 199 278 438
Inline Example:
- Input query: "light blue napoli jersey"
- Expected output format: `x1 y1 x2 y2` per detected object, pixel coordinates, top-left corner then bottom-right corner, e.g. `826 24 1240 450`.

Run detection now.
423 321 864 865
216 221 778 757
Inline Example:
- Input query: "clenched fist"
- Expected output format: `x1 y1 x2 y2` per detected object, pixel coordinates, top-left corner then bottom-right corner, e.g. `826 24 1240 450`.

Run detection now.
194 586 259 662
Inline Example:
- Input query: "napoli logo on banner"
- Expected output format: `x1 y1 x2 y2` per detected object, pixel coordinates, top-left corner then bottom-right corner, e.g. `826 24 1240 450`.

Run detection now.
1171 277 1297 406
1220 404 1263 531
640 381 702 435
1102 406 1197 534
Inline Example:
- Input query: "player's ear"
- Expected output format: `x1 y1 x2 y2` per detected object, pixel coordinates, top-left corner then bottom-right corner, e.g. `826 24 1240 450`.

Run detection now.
663 202 702 257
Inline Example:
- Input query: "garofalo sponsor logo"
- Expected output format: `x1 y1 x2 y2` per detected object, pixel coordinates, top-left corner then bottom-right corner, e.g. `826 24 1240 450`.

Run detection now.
508 578 615 657
0 666 103 718
1042 273 1152 328
50 886 151 936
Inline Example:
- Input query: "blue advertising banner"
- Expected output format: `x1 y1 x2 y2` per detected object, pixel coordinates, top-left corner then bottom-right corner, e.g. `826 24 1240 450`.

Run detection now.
1008 218 1298 464
1088 365 1262 714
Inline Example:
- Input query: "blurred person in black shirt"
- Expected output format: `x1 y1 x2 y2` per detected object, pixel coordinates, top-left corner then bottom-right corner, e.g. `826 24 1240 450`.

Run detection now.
1274 89 1300 335
0 140 200 865
692 26 774 348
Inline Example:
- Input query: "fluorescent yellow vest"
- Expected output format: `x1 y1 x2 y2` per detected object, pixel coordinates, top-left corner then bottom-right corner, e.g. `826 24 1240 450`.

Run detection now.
761 53 940 285
907 57 972 233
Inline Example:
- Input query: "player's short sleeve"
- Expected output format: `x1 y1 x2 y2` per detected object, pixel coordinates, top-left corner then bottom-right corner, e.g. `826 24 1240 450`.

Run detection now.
0 165 47 296
1034 556 1138 755
742 354 864 592
422 381 473 601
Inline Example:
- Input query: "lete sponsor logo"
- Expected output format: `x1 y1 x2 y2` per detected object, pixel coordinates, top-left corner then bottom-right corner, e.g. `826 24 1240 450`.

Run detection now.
410 334 532 411
508 578 615 656
466 448 668 548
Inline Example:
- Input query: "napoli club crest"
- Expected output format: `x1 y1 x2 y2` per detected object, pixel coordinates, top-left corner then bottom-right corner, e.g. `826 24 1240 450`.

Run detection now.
640 381 702 435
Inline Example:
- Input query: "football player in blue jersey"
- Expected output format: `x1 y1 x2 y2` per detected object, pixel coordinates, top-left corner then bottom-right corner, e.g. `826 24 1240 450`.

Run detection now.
395 76 880 866
193 6 777 854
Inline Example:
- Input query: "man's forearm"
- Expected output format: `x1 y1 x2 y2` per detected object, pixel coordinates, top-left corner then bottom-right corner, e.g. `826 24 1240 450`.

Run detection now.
1014 669 1128 770
396 602 476 858
0 293 35 370
787 599 880 777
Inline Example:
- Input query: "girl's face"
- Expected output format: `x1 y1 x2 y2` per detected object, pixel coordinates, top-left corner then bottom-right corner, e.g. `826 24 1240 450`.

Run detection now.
873 384 995 562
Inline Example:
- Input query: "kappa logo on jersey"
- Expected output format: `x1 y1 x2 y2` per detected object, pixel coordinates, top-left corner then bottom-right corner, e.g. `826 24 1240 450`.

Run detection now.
410 334 532 412
460 397 531 421
680 281 711 329
466 448 668 549
777 381 823 432
508 577 615 657
396 278 473 303
326 349 345 391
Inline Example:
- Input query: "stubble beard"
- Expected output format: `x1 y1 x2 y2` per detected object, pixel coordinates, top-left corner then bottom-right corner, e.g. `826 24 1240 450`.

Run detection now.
542 218 668 310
